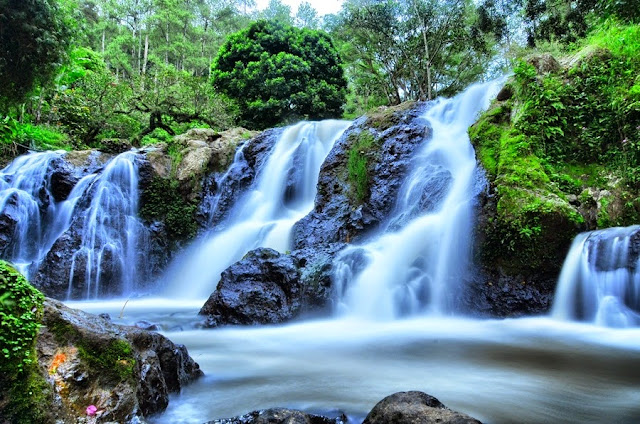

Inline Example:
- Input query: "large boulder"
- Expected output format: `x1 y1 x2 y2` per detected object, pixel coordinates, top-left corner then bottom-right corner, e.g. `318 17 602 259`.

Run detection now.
207 408 347 424
199 248 302 327
363 391 481 424
199 244 345 327
292 102 429 249
37 299 203 423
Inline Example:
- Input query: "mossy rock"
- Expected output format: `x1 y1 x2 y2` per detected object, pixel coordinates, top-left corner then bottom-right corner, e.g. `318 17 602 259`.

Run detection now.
364 101 417 132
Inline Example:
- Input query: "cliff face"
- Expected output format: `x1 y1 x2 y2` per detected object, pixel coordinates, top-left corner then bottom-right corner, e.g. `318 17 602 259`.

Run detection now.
466 24 640 316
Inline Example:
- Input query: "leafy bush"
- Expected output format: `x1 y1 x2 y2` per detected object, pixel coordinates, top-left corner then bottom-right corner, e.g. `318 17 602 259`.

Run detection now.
0 261 44 375
211 20 348 129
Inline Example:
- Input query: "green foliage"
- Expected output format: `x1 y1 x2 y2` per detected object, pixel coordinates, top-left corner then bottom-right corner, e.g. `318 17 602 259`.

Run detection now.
211 20 348 129
346 130 377 204
0 261 44 375
139 177 198 241
140 128 174 146
0 0 71 108
0 261 50 423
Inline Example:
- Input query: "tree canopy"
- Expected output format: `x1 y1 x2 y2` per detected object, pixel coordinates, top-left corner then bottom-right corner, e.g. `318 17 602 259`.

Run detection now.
211 20 348 129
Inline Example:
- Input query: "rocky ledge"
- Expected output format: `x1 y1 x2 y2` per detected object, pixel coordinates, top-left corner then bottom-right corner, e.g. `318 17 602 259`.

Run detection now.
36 298 203 423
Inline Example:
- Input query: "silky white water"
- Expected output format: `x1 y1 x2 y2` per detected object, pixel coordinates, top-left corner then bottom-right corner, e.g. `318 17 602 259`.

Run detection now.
163 120 351 299
334 80 503 319
67 298 640 424
553 226 640 327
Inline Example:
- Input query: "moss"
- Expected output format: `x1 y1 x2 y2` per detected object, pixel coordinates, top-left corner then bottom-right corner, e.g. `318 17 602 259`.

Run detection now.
597 196 612 228
139 176 198 241
364 101 416 131
0 261 51 423
47 316 135 384
346 130 380 204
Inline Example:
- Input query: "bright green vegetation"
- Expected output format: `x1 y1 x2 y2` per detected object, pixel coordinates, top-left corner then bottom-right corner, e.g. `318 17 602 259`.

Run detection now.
347 131 377 204
211 20 348 130
0 261 50 424
139 177 198 242
470 21 640 272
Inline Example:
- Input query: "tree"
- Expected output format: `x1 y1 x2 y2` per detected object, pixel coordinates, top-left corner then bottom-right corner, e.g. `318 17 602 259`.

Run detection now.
211 20 348 129
260 0 293 24
0 0 70 109
295 2 319 29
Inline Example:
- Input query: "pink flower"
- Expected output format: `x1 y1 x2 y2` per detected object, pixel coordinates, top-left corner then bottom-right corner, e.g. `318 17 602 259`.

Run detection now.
86 405 97 416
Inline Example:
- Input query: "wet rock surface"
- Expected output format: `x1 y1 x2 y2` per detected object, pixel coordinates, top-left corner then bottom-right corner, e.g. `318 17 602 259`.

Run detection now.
363 391 482 424
38 298 202 423
292 103 429 249
200 244 345 327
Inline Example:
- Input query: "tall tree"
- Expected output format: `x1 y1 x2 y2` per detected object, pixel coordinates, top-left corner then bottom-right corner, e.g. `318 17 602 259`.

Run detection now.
211 20 348 129
0 0 70 109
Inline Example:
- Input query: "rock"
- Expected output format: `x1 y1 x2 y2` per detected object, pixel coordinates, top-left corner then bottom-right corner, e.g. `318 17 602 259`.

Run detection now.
145 147 172 178
176 141 213 182
527 53 561 74
495 84 513 101
38 298 202 423
206 408 347 424
199 248 302 327
363 391 482 424
100 138 133 154
200 129 281 228
293 243 346 311
293 103 429 249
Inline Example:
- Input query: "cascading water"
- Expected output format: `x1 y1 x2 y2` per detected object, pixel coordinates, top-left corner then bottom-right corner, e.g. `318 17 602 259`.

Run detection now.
552 225 640 327
0 150 147 298
67 151 145 298
0 151 85 276
164 120 351 299
334 80 503 319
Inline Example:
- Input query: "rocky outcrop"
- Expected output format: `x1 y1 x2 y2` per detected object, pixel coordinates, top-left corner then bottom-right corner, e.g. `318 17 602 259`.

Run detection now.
292 102 429 249
37 299 202 423
207 408 347 424
199 244 344 327
363 391 482 424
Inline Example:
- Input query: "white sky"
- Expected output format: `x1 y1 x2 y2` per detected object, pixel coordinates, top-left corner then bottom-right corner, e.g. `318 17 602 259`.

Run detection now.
255 0 345 16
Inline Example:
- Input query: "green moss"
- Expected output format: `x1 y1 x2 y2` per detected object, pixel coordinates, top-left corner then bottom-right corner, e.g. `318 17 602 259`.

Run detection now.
47 317 135 384
139 176 198 241
77 339 135 382
597 196 612 228
0 261 50 423
346 130 379 204
364 101 416 131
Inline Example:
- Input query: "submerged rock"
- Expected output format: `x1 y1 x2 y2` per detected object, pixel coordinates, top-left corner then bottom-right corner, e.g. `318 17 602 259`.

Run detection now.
206 408 347 424
38 298 203 423
363 391 482 424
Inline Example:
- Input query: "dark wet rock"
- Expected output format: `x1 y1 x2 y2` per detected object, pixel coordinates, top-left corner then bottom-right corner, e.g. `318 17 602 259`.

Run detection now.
206 408 347 424
0 195 19 257
200 244 344 327
495 84 513 101
363 391 482 424
100 138 133 154
49 156 79 202
135 320 161 331
293 103 429 249
199 129 281 229
199 248 302 326
38 298 202 423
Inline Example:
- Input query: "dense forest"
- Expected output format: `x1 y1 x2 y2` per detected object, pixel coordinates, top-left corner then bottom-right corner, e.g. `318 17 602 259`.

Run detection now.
2 0 634 158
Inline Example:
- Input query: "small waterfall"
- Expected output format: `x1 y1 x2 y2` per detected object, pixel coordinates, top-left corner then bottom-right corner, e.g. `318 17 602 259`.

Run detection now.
552 226 640 327
334 80 504 320
164 120 351 299
0 151 84 276
67 151 145 298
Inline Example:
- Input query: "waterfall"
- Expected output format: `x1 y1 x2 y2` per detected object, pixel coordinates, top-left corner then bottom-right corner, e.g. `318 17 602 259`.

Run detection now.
552 226 640 327
0 150 146 299
163 120 351 299
67 151 145 298
0 151 84 277
334 80 504 320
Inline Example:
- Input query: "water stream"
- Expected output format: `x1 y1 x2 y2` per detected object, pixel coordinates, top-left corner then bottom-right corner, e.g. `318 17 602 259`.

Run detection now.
162 120 351 299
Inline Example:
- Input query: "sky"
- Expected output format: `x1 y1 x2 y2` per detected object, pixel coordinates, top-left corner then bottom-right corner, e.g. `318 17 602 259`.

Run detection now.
254 0 345 16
